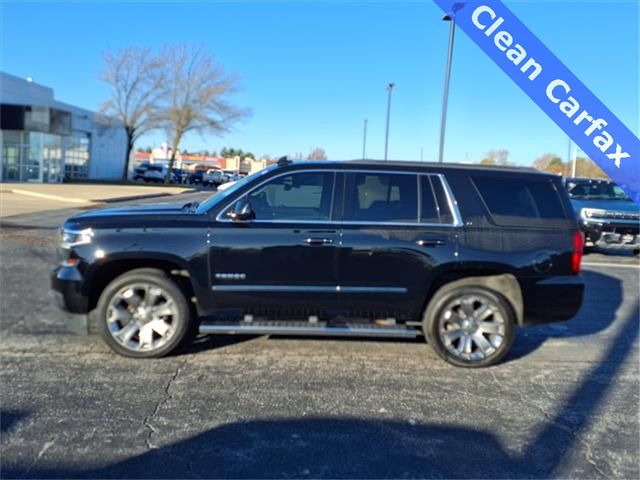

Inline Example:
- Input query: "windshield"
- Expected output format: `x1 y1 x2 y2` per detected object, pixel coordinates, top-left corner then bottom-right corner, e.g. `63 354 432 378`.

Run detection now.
567 181 630 200
194 166 276 214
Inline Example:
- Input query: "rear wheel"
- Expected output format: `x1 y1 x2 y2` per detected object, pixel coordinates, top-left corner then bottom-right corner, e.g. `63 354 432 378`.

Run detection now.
423 284 515 367
97 268 192 358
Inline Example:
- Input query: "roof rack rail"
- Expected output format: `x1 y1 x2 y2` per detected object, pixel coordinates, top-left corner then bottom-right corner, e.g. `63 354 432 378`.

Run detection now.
277 156 292 167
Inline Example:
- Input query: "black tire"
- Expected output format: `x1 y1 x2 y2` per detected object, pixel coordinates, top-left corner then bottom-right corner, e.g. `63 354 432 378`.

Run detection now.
97 268 193 358
423 283 515 368
633 248 640 256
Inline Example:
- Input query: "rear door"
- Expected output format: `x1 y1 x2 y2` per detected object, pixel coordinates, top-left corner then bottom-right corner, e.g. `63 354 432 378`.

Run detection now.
337 171 460 322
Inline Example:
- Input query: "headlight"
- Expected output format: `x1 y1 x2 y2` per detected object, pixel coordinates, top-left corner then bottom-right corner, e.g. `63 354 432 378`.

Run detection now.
581 208 605 220
60 228 93 248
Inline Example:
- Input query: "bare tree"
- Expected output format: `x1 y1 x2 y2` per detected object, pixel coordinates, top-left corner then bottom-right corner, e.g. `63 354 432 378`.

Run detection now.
99 47 165 180
307 148 327 160
157 44 248 183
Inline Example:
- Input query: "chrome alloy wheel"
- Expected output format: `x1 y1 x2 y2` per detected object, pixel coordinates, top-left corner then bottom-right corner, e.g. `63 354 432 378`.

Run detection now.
438 293 506 362
106 283 179 352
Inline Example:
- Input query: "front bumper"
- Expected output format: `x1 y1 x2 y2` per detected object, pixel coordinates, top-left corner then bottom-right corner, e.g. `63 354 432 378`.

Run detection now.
51 266 90 335
580 218 640 250
521 275 584 326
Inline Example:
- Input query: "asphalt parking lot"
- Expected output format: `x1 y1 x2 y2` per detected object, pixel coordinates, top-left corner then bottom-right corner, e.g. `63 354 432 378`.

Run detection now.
1 192 638 479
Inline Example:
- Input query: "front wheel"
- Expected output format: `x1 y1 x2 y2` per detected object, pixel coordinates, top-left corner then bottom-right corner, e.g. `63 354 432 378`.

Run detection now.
97 268 193 358
423 284 515 368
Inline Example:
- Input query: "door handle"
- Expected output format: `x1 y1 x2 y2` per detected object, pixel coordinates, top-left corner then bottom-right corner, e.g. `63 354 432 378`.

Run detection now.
304 237 334 245
417 239 447 247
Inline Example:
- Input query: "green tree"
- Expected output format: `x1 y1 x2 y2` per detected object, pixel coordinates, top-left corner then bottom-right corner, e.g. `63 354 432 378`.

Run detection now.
480 149 510 166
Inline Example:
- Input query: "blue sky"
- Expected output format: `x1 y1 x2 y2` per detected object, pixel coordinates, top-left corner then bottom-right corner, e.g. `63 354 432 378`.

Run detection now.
1 0 638 165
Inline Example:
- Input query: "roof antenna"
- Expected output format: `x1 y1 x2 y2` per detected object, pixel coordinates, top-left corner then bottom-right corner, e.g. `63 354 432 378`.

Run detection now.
277 156 291 167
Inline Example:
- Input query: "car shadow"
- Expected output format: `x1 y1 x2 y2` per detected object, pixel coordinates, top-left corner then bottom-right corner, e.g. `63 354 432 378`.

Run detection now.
2 302 637 478
175 332 260 355
199 270 623 363
506 270 623 361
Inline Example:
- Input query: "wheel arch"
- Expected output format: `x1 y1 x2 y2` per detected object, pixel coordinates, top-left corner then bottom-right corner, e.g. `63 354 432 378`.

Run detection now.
424 269 524 326
85 254 196 313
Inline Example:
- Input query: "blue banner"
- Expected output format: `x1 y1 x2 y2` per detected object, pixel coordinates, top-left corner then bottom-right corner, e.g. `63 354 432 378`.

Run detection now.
432 0 640 205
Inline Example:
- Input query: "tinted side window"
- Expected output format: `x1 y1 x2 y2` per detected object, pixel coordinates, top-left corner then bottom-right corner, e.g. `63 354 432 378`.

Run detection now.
473 176 567 224
345 173 418 222
248 171 334 221
420 176 439 223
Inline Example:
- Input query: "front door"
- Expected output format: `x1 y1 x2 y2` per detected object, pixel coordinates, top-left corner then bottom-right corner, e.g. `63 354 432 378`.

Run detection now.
208 170 340 319
338 171 459 322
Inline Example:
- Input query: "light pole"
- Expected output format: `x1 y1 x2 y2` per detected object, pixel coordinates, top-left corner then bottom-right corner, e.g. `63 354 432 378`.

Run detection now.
362 119 368 159
438 14 455 164
384 83 395 161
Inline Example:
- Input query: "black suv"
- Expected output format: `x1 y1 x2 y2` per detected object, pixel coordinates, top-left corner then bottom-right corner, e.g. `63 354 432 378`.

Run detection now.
52 160 584 367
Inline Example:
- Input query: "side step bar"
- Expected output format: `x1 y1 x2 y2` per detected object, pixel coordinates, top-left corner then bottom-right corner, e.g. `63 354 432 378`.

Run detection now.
199 321 418 338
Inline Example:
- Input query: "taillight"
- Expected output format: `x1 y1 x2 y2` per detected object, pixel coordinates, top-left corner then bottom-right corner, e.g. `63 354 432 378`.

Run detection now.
571 230 584 275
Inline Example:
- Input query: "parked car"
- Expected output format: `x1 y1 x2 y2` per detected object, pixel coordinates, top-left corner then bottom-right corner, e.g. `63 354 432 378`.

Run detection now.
223 170 240 182
188 170 206 185
142 165 167 182
172 168 187 184
203 169 225 187
52 160 584 367
565 177 640 254
132 162 151 181
143 165 183 184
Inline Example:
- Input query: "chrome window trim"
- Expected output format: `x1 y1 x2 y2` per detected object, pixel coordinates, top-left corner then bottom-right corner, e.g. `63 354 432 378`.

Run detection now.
215 168 463 227
211 285 408 294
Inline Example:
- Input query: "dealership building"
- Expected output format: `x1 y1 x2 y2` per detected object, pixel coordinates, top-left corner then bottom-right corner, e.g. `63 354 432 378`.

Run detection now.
0 71 126 183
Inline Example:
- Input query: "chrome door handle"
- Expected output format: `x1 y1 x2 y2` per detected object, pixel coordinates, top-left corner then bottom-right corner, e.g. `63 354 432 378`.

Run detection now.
417 239 446 247
304 237 333 245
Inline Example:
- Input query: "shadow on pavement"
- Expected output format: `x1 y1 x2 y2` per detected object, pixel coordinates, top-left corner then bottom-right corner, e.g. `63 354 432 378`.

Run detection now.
176 333 260 355
0 411 28 435
3 297 637 479
507 270 624 361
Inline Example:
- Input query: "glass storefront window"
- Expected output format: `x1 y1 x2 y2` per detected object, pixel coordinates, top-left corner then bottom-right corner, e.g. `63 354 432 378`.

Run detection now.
2 137 21 181
64 132 90 180
1 129 90 182
43 133 64 182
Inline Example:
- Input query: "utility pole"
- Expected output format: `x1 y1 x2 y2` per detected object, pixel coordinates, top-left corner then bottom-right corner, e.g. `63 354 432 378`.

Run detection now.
362 119 368 159
384 83 395 161
571 142 578 178
438 15 455 163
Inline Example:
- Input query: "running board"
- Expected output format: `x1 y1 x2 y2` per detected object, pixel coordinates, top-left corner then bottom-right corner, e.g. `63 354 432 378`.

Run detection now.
199 321 418 338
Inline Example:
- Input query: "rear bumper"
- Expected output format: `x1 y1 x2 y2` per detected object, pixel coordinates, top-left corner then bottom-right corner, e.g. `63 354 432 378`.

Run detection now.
51 266 90 335
521 275 584 326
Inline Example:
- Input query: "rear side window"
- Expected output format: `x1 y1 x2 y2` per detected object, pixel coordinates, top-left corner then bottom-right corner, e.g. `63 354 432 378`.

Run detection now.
345 173 418 222
420 176 455 224
472 176 567 226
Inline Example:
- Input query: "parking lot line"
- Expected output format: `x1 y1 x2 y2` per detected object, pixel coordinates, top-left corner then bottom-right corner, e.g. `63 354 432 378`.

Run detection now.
582 262 640 269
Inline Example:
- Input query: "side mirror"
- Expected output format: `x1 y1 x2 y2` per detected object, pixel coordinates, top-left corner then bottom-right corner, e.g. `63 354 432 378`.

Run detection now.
227 197 255 221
